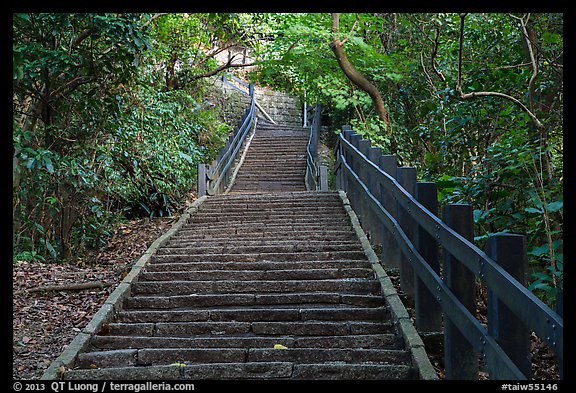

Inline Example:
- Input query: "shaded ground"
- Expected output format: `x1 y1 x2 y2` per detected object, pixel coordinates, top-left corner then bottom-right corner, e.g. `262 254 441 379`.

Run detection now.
13 216 177 380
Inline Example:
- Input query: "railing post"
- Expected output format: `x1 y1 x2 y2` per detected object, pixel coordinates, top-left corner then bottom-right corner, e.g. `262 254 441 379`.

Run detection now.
367 147 384 246
197 163 207 197
379 155 401 269
396 167 417 299
443 203 478 380
349 133 362 216
319 165 328 191
486 234 532 379
337 126 353 192
303 90 307 127
414 182 442 333
357 138 372 233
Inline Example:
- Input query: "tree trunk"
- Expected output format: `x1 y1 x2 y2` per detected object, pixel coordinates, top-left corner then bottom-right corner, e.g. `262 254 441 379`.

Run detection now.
329 13 396 153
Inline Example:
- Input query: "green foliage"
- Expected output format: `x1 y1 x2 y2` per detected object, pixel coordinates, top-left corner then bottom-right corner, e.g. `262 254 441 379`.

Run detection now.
13 13 233 263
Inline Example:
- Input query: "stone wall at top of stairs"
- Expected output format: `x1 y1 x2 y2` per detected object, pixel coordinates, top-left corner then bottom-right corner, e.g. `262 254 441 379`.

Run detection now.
204 77 303 127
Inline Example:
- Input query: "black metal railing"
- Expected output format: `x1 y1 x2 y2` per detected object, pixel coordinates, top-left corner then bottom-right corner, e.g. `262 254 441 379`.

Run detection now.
305 103 328 191
334 125 563 380
197 82 255 196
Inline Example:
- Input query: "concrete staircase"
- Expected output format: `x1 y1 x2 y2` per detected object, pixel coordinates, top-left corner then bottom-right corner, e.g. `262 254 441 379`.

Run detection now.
54 117 433 380
231 119 308 193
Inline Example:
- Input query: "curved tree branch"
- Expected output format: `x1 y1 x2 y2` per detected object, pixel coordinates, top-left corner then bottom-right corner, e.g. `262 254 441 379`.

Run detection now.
142 13 168 28
515 14 539 111
329 12 394 152
431 26 447 88
456 13 543 129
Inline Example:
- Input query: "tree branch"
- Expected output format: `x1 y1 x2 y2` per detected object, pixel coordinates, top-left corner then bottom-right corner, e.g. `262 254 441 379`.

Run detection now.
460 91 543 127
516 14 539 111
142 13 168 28
431 27 447 88
456 13 544 129
71 27 97 48
329 13 392 136
185 55 255 84
341 13 360 45
456 13 466 95
24 281 112 294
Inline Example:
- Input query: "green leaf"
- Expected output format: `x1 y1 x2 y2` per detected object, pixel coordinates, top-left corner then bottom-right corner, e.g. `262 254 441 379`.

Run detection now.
528 244 549 257
178 151 194 163
546 200 563 213
44 157 54 174
45 240 58 260
524 207 543 214
528 281 552 292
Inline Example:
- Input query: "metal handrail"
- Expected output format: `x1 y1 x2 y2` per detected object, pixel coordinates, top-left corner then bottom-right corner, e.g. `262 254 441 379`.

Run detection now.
335 130 563 378
305 103 321 190
198 82 255 196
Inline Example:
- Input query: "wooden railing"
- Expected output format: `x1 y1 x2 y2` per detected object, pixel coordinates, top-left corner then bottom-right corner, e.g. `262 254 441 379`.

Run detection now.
197 82 255 196
334 125 563 380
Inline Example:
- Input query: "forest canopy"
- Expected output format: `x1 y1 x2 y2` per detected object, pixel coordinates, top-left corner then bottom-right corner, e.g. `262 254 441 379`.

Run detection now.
13 13 563 307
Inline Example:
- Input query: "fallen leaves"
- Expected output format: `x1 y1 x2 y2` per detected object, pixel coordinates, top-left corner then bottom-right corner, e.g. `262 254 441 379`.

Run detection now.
13 216 176 379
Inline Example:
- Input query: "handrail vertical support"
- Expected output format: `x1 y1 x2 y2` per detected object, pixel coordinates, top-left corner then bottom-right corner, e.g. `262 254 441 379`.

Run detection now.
443 203 478 380
303 90 307 127
396 167 417 298
486 234 532 379
319 165 328 191
367 147 384 247
197 163 207 197
414 182 442 333
358 139 372 236
379 155 401 269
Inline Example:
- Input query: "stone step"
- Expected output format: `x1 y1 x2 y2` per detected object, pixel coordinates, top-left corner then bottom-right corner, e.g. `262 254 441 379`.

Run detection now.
169 232 357 243
143 260 371 273
247 144 308 150
103 320 394 337
124 293 385 309
155 242 362 255
241 155 306 161
187 213 347 223
164 234 355 244
130 278 381 296
232 172 305 179
231 185 307 192
231 179 306 185
139 267 374 282
149 250 368 263
180 219 351 230
235 168 306 174
167 238 357 247
205 191 338 201
75 347 409 369
185 216 350 225
245 144 306 149
64 362 415 380
178 225 353 235
242 154 306 160
64 361 295 380
90 333 401 350
177 223 351 233
115 306 388 323
191 199 343 210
